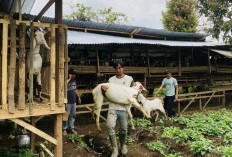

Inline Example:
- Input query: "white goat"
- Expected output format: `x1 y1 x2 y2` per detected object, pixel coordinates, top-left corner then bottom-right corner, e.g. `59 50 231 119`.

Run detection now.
137 93 167 121
27 29 50 101
92 82 151 130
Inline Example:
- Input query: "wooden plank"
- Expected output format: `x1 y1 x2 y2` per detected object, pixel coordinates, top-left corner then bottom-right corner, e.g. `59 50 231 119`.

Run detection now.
84 106 107 121
199 97 202 110
54 114 63 157
178 101 180 114
8 20 17 113
76 108 108 114
178 95 223 102
203 91 216 109
31 117 36 152
11 118 57 145
181 95 198 113
18 0 22 21
18 23 26 110
222 91 226 107
50 24 56 110
34 0 55 22
1 23 8 110
29 23 34 114
40 143 54 157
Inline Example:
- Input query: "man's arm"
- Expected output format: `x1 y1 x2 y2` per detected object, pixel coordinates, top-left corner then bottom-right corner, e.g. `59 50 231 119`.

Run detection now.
76 89 81 104
175 85 179 101
67 74 71 83
155 84 164 95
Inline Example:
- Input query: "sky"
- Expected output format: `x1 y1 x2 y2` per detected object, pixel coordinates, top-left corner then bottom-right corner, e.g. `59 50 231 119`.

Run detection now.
30 0 167 29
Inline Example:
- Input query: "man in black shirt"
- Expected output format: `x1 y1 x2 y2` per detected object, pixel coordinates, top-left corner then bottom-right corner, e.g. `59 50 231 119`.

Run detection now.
63 68 81 135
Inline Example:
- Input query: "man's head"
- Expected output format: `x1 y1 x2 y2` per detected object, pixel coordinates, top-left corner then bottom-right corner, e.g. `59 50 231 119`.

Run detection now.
165 69 172 78
113 60 125 77
68 68 77 79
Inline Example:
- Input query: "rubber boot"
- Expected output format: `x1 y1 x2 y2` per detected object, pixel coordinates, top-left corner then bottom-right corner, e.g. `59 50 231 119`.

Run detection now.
109 134 118 157
119 133 128 155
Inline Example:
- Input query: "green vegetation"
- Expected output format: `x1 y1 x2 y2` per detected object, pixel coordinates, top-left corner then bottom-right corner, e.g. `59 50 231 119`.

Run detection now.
68 134 88 149
147 140 169 155
162 0 198 32
128 118 151 128
189 138 213 155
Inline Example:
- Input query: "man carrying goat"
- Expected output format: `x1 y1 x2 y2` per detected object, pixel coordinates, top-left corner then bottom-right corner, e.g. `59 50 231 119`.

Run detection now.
101 60 133 157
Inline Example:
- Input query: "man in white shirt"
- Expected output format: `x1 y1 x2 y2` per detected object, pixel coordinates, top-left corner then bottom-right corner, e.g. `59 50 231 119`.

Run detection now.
155 70 179 117
101 60 133 157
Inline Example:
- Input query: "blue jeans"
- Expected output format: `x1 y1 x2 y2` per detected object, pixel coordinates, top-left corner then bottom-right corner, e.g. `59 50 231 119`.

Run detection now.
63 103 76 130
164 96 176 117
106 110 128 135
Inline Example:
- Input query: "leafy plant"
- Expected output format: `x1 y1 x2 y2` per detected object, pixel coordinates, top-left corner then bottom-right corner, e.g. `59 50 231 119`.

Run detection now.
218 146 232 157
189 138 213 155
0 147 16 157
18 148 38 157
68 134 88 149
129 118 151 128
126 137 134 144
147 140 169 156
224 132 232 144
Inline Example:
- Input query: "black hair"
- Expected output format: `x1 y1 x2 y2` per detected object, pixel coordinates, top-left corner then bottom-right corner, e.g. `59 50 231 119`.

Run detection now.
113 60 125 69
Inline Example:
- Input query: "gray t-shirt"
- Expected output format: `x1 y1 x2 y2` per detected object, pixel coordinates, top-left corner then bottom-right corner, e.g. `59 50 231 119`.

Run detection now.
67 79 77 104
162 77 178 96
108 75 133 111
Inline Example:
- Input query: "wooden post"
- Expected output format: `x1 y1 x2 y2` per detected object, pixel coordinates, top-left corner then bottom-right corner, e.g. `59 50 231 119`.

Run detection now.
199 97 202 110
31 117 36 153
178 101 180 114
54 114 63 157
64 28 68 103
96 47 100 75
144 73 147 88
178 47 181 76
207 47 211 74
18 0 22 21
146 48 150 77
18 23 26 110
130 47 134 66
29 23 34 114
222 90 226 107
50 24 56 110
2 22 8 110
8 20 17 113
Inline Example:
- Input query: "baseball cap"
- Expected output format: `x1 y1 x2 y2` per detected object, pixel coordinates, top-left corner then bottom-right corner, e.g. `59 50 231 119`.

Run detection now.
68 68 77 75
165 69 172 74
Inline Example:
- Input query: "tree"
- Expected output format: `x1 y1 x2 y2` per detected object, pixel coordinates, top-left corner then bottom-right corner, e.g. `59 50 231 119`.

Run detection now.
162 0 198 33
65 3 128 24
197 0 232 44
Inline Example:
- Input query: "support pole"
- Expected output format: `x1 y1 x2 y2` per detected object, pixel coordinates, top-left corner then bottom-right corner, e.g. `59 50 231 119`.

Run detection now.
207 47 211 74
146 48 150 77
1 22 8 110
178 47 181 76
222 90 226 107
64 28 68 103
178 101 180 114
31 117 36 153
96 47 100 75
54 114 63 157
29 23 34 114
18 0 22 21
199 97 202 111
8 20 17 113
18 23 26 110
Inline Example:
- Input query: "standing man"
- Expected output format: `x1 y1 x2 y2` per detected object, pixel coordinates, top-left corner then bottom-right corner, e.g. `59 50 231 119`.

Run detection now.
155 70 179 117
63 68 81 135
101 60 134 157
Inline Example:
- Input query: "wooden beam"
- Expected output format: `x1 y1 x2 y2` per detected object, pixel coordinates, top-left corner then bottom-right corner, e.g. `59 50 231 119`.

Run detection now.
96 48 100 75
178 47 182 76
18 23 26 110
129 28 140 38
10 118 57 145
8 20 17 113
34 0 55 22
146 48 150 77
84 106 107 121
29 23 34 114
18 0 22 21
55 0 63 24
64 28 68 103
203 91 216 109
222 91 226 107
31 117 36 152
40 143 54 157
50 24 56 110
1 22 8 110
54 114 63 157
199 97 202 110
178 101 180 114
181 95 198 113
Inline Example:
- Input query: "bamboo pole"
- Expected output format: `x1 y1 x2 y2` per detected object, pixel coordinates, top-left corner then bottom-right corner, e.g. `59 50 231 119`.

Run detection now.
96 47 100 75
8 20 17 113
54 114 63 157
50 24 56 110
199 97 202 110
222 90 226 107
203 91 216 109
178 47 181 76
178 101 180 114
29 23 34 114
2 22 8 110
181 95 198 113
207 47 211 74
146 48 150 77
64 28 68 103
18 23 26 110
18 0 22 21
31 117 36 152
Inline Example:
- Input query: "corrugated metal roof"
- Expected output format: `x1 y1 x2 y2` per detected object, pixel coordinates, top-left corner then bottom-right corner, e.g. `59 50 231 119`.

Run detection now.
0 0 35 14
68 30 225 47
17 13 207 41
211 49 232 58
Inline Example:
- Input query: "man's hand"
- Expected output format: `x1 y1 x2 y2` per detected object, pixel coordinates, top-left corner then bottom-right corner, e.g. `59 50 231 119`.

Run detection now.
101 85 109 92
133 94 137 98
78 97 81 104
175 95 179 101
155 91 159 95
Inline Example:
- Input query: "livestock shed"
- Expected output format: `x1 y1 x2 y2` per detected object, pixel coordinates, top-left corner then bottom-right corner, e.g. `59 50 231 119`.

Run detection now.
17 13 232 95
0 0 67 156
